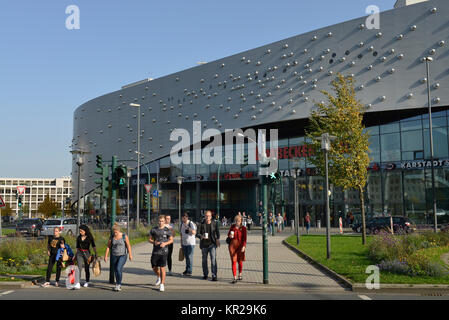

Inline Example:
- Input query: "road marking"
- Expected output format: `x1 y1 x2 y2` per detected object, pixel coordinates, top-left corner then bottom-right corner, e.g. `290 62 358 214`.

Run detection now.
358 295 372 300
0 290 14 296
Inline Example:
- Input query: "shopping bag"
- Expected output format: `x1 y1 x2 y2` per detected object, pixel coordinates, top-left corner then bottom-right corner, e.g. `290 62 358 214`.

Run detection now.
65 265 80 289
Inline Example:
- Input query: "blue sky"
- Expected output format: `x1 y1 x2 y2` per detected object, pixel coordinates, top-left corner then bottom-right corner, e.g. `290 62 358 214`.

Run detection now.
0 0 395 178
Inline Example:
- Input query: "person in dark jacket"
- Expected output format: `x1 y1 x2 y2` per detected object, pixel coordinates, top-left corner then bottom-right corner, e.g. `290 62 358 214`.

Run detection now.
42 227 65 287
196 210 220 281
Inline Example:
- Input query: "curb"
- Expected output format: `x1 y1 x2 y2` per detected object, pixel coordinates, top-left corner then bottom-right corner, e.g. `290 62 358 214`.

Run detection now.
282 240 353 290
0 275 44 289
282 240 449 295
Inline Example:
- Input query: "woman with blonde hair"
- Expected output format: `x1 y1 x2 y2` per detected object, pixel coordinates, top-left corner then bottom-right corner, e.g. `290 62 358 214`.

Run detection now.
104 223 133 291
227 215 247 283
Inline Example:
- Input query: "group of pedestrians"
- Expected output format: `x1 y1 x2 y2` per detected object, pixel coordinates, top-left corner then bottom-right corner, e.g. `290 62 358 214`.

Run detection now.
42 211 248 293
42 224 101 289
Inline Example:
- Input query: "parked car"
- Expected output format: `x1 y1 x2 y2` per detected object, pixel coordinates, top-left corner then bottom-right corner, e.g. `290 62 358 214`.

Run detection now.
352 218 375 233
41 218 77 236
367 216 416 234
116 216 128 228
352 216 416 234
15 218 44 237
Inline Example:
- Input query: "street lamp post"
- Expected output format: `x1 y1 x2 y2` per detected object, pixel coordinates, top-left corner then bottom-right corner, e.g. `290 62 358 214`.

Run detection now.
130 103 141 226
294 172 300 245
237 132 269 284
177 176 184 231
317 133 336 259
134 152 152 226
71 149 90 235
423 56 438 233
127 168 132 236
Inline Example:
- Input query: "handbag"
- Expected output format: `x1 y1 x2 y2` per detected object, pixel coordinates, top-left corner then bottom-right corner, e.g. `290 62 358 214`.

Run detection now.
62 249 69 262
178 247 185 261
226 237 231 245
92 258 101 277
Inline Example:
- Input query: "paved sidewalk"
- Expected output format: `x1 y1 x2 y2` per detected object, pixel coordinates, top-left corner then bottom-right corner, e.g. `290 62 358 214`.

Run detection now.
81 230 346 292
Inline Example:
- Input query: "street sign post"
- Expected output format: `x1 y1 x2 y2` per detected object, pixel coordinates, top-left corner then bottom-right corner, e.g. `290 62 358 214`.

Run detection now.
0 195 5 208
145 184 152 194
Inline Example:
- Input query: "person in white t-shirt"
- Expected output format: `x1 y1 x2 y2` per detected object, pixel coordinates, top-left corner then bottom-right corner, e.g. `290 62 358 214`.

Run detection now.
180 213 197 276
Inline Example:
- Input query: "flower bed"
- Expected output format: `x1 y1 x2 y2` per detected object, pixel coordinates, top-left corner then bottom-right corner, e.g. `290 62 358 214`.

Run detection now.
368 231 449 277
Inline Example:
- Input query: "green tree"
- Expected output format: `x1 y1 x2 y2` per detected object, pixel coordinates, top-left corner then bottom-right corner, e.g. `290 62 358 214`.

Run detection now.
38 194 60 218
2 203 13 217
306 73 371 245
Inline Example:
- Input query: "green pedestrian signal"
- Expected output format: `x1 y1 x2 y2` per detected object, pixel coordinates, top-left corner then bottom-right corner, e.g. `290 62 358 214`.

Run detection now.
18 195 23 207
114 165 127 189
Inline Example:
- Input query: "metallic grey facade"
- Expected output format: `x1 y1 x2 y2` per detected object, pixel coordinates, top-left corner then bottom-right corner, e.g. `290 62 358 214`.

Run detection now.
72 0 449 200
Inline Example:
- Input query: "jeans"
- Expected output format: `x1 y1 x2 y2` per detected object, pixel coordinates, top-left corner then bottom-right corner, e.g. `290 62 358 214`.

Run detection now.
111 255 127 285
201 244 217 278
182 245 194 274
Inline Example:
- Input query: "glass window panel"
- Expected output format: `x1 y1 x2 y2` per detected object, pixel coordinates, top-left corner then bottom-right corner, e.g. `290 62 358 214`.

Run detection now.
403 170 426 223
424 128 449 159
400 120 422 131
401 151 414 161
381 133 401 162
401 130 423 151
364 126 379 135
423 110 447 119
380 122 399 134
382 171 403 216
423 117 447 129
368 135 380 163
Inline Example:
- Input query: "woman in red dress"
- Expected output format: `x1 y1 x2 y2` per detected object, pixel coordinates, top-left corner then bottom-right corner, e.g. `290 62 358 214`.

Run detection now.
227 215 247 283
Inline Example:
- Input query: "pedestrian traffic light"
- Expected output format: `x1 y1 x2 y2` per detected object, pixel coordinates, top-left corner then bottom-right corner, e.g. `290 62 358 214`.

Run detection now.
94 154 109 200
267 171 281 184
114 165 127 189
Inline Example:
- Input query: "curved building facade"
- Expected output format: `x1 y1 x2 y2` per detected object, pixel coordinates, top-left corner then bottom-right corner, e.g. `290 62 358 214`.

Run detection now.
72 0 449 225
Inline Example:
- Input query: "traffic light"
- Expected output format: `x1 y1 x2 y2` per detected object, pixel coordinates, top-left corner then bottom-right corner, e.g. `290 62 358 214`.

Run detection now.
18 195 22 207
144 192 149 205
243 154 249 167
267 171 281 184
114 165 127 189
94 154 109 200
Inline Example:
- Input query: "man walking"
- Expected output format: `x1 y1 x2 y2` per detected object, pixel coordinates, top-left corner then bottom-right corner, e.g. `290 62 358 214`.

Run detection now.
149 215 173 292
180 212 197 276
197 210 220 281
276 213 284 233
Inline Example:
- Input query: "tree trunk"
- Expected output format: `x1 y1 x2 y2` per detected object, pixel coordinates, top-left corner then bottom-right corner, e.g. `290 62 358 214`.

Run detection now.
359 186 367 245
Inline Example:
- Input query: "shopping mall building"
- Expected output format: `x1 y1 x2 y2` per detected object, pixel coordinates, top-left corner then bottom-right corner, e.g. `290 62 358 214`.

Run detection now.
72 0 449 226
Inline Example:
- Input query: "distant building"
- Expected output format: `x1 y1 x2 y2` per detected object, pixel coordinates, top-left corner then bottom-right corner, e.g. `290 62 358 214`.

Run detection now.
0 177 72 219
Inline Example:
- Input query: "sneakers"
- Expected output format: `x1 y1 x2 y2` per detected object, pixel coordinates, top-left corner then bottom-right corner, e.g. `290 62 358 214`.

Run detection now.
113 285 122 292
159 284 165 292
182 271 192 277
83 282 89 288
211 276 218 282
74 282 81 290
41 282 50 288
202 275 208 280
155 277 161 286
54 282 59 287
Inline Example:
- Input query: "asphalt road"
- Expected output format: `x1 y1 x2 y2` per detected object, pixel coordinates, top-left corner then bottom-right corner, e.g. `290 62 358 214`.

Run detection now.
1 287 448 300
